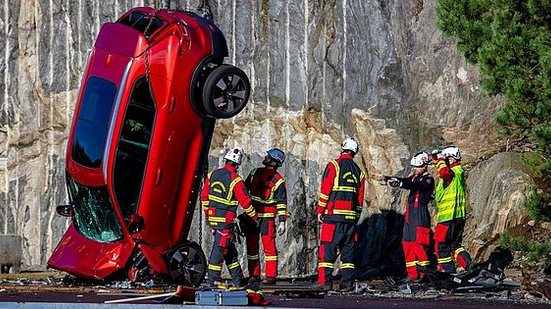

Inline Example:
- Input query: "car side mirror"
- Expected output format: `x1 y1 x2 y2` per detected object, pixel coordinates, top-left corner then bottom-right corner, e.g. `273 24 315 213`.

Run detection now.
128 214 145 234
56 205 74 217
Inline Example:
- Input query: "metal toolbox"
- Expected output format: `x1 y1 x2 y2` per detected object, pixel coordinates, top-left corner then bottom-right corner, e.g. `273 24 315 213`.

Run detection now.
195 290 248 306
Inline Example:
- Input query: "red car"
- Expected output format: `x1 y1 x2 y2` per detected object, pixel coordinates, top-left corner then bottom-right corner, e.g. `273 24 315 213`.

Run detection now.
47 7 250 286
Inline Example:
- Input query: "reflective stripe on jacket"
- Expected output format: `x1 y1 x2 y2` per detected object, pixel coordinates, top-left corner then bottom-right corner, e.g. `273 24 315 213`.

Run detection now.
201 164 256 229
317 153 365 222
245 167 288 221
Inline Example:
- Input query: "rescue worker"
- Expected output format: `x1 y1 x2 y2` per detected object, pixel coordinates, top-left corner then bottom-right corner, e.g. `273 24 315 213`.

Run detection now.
381 152 434 281
431 146 472 273
316 138 366 292
201 147 258 287
244 148 288 285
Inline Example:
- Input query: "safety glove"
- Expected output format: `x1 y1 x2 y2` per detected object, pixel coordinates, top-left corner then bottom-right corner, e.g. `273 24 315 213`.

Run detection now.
277 221 286 235
388 177 402 188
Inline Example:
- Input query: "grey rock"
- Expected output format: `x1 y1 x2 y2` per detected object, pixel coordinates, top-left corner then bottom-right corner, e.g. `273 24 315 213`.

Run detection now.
0 0 533 279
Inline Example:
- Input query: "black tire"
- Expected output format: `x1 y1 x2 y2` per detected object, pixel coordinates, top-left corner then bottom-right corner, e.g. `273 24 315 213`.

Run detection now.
167 241 207 286
202 64 250 118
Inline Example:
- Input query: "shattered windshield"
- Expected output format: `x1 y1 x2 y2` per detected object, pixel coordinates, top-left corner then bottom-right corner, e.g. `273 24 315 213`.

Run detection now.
67 176 123 242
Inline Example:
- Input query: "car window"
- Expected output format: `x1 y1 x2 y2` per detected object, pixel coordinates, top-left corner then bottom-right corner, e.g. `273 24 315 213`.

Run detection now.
67 176 124 243
113 77 156 221
117 12 164 38
72 77 117 168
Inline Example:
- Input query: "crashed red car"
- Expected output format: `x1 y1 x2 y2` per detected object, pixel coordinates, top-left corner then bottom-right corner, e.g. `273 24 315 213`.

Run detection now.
48 7 250 286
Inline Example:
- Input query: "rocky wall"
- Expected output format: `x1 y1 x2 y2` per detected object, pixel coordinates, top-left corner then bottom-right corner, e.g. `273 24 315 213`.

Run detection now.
0 0 531 277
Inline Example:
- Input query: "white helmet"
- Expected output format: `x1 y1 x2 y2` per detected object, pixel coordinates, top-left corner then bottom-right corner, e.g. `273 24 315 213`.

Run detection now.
410 152 430 167
441 146 461 161
341 137 359 154
224 147 243 165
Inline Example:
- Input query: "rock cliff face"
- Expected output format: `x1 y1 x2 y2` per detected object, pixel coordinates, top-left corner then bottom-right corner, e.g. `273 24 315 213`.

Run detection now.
0 0 532 277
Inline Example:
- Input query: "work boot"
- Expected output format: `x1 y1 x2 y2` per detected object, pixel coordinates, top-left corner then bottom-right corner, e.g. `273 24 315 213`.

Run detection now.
249 276 261 284
235 278 249 289
261 277 276 285
338 282 355 293
314 282 332 292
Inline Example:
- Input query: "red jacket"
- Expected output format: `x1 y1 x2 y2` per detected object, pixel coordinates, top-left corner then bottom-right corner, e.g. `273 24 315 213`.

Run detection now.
245 167 288 221
201 164 257 229
317 153 366 222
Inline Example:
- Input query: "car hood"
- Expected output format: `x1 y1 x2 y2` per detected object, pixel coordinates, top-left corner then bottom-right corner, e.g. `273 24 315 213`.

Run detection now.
47 225 135 279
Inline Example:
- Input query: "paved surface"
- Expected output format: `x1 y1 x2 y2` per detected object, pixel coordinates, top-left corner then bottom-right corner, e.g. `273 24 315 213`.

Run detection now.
0 272 550 308
1 289 551 308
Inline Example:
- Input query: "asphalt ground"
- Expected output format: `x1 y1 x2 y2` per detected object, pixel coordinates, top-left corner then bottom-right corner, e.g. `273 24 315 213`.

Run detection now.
1 287 551 308
0 272 549 308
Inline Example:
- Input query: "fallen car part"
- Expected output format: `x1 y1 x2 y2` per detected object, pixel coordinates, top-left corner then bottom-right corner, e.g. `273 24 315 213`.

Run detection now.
104 291 176 304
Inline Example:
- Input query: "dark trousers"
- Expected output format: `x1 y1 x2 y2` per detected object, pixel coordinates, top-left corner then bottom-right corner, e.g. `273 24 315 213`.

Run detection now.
317 221 356 286
434 219 472 272
207 228 245 287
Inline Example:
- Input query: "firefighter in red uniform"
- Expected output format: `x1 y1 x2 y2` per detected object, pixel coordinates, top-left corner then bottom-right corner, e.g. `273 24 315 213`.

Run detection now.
201 148 258 287
431 146 472 273
317 138 366 292
381 152 434 281
244 148 287 285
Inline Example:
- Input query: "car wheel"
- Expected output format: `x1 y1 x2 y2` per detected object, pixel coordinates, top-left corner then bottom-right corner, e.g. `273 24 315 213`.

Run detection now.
202 64 250 118
167 241 207 286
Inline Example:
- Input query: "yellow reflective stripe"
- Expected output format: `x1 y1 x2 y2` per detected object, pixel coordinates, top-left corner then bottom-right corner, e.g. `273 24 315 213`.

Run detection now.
209 216 227 223
318 262 334 268
267 178 285 202
342 171 358 184
209 195 238 205
265 256 278 261
243 207 257 218
319 192 329 200
246 289 263 295
227 177 242 200
258 213 275 218
341 263 355 269
438 257 453 264
330 160 340 189
405 261 418 267
332 209 358 216
201 201 209 206
243 204 256 214
276 204 287 209
251 195 276 204
208 264 222 271
247 255 259 260
418 261 431 266
277 210 286 216
435 161 447 169
228 262 240 269
318 201 327 207
454 247 466 258
211 181 227 192
333 186 357 193
273 178 285 191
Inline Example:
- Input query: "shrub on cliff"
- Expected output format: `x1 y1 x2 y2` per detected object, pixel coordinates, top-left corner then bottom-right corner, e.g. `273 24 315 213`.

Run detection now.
437 0 551 156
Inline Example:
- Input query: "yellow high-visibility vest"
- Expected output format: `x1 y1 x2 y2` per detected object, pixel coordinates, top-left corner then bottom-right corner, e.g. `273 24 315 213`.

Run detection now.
435 165 466 222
